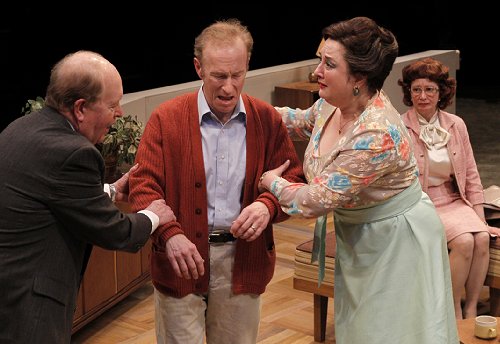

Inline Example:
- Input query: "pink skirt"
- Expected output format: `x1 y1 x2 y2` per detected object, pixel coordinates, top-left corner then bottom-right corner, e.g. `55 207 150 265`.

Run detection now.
427 181 489 242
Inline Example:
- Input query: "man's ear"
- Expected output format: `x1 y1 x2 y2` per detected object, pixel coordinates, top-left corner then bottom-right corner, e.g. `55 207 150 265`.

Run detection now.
194 57 203 79
73 99 87 122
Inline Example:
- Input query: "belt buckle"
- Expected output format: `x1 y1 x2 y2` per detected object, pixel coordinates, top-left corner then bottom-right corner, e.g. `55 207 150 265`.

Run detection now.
209 230 234 244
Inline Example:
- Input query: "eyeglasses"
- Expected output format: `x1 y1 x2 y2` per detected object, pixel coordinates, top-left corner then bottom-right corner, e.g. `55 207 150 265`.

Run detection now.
410 86 439 96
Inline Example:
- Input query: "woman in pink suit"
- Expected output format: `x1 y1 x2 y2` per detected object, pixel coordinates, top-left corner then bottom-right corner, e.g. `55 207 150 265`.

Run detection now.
399 57 492 319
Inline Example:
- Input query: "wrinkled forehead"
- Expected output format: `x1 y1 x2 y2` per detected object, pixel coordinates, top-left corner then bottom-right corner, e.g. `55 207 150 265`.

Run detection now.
201 38 248 64
321 39 345 59
410 78 438 86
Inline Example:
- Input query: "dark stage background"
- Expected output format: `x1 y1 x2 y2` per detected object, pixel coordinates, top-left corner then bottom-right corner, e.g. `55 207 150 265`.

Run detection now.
1 3 497 131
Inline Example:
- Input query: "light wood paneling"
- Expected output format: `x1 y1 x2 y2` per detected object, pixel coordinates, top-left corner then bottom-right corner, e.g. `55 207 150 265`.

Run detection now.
82 247 116 312
116 251 142 291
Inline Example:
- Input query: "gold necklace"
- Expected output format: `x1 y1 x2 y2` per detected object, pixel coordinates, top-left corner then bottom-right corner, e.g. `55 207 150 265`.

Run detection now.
338 115 355 134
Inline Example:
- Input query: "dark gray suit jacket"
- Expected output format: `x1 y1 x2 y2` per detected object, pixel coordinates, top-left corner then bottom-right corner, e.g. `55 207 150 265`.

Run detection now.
0 107 152 343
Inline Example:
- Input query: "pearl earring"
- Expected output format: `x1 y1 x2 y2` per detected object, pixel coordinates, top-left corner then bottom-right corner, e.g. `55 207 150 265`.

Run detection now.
353 85 360 96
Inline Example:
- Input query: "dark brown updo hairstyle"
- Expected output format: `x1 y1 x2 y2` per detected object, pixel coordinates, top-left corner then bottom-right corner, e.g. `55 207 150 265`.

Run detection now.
322 16 399 95
398 57 457 109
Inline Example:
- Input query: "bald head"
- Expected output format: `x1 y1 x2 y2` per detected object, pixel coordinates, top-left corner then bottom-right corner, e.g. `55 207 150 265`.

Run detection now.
44 50 121 112
59 51 116 78
42 50 124 144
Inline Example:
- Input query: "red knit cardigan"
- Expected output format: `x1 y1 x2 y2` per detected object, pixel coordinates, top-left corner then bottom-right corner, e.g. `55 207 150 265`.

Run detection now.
129 92 304 297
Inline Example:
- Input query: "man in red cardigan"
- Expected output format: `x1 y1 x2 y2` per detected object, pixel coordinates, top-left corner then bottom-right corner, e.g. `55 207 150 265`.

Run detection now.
129 19 304 344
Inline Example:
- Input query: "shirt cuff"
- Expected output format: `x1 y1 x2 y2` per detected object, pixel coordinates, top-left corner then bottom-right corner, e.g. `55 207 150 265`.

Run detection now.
103 183 111 197
138 210 160 234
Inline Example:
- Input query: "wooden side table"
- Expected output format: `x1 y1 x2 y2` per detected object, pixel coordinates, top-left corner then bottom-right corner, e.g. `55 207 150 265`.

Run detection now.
456 317 500 343
274 81 320 109
274 81 320 161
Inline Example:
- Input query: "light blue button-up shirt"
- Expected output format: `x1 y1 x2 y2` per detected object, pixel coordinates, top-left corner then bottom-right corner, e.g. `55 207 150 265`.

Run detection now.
197 88 247 232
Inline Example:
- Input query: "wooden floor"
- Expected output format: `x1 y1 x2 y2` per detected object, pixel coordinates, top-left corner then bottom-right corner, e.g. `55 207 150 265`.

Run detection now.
71 217 336 343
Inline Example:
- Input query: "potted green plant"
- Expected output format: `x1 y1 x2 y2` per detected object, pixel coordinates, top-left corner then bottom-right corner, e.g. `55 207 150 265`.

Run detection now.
21 96 46 115
21 97 143 182
98 114 143 181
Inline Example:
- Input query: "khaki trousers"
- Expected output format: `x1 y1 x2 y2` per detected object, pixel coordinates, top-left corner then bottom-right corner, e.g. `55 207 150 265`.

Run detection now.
155 242 261 344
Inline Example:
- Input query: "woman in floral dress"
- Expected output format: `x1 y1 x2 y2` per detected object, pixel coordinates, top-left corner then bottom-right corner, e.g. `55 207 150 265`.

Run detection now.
260 17 458 344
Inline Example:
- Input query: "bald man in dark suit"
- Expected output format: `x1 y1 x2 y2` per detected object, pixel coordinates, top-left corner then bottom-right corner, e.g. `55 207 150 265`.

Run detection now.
0 51 175 343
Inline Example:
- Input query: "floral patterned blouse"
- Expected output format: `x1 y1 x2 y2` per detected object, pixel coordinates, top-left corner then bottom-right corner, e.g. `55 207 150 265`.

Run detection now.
273 91 418 218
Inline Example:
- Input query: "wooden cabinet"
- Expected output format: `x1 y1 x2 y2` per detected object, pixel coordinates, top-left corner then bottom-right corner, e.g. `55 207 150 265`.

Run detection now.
274 81 320 109
72 202 152 333
274 81 320 161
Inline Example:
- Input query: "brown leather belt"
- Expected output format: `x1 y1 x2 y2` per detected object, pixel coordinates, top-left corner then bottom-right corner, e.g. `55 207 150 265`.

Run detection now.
208 232 236 244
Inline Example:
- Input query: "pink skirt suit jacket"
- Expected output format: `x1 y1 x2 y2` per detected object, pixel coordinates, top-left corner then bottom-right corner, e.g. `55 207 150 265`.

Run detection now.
401 108 489 241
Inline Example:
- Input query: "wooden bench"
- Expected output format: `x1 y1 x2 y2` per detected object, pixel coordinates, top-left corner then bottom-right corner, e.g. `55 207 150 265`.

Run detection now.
293 231 335 342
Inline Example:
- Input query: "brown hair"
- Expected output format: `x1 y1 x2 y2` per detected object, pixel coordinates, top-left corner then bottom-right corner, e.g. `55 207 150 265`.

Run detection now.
322 16 399 94
398 57 457 109
194 18 253 66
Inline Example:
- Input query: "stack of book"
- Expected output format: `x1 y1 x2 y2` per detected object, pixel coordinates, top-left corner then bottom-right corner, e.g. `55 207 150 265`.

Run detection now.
485 185 500 225
484 185 500 208
294 231 336 287
485 185 500 279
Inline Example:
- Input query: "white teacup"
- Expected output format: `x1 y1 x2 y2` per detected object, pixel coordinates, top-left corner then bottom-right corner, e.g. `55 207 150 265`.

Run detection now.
474 315 497 339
